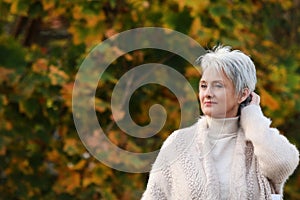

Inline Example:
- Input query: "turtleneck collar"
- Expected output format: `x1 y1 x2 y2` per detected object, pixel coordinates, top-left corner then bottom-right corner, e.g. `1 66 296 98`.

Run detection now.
205 116 239 139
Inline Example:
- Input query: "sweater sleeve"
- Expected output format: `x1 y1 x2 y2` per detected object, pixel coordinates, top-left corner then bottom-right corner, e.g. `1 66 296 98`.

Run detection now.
141 170 168 200
141 131 179 200
240 105 299 192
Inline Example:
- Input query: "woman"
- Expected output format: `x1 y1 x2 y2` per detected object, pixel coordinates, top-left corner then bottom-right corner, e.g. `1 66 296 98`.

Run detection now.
141 45 299 200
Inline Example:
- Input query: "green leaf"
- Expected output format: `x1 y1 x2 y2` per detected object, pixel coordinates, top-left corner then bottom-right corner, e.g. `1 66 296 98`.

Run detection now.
0 36 26 72
19 98 40 119
28 1 44 18
209 4 228 17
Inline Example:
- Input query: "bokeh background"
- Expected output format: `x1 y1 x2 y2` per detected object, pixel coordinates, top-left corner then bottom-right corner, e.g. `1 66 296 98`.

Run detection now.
0 0 299 199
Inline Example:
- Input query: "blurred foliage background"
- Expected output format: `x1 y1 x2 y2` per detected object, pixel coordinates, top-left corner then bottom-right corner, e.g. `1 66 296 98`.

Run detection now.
0 0 299 199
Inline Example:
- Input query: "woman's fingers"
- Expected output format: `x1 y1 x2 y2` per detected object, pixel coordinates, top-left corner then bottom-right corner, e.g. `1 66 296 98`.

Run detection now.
250 92 260 105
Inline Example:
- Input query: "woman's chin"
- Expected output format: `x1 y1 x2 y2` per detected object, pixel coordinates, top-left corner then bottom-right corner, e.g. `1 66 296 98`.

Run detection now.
202 110 226 118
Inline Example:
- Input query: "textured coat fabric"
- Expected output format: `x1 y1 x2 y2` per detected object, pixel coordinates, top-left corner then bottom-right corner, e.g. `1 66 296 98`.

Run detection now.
141 105 299 200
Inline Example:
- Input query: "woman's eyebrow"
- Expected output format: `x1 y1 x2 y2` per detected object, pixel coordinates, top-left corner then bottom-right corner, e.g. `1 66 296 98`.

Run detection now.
213 80 225 83
200 80 224 83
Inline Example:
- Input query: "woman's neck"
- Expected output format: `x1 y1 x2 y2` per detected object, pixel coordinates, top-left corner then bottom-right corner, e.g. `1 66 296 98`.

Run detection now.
205 116 239 138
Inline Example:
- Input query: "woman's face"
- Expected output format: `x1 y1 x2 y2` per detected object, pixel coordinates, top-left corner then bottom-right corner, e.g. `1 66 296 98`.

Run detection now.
199 67 241 118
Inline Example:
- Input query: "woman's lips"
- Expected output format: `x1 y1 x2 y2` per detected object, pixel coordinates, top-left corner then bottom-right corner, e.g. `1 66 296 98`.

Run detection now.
204 101 216 106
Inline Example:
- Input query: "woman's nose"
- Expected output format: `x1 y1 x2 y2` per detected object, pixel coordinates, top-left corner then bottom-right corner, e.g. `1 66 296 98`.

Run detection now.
204 86 213 98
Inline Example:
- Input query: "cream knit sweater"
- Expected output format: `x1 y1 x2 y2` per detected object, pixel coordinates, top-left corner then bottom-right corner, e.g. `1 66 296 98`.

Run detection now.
142 105 299 200
206 116 239 200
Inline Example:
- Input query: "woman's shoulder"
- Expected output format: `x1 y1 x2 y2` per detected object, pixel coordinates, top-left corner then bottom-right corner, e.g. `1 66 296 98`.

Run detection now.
161 118 204 150
151 118 206 169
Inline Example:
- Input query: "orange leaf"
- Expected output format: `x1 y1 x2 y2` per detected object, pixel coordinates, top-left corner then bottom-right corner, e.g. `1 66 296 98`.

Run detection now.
41 0 55 10
185 66 201 78
0 146 6 156
260 88 280 110
70 159 86 171
108 131 120 146
60 82 74 108
32 58 48 73
63 138 80 156
5 121 12 131
0 67 14 83
49 65 69 85
53 170 81 194
95 97 109 113
47 150 61 162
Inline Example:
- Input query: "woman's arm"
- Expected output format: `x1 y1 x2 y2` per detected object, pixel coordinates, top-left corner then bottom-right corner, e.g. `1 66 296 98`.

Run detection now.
240 94 299 192
141 131 179 200
141 169 168 200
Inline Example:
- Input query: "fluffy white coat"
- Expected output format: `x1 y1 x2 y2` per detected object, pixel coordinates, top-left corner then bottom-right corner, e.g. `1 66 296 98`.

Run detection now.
142 105 299 200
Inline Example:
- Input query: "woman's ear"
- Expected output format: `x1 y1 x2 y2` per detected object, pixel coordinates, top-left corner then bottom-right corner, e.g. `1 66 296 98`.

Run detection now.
238 88 250 104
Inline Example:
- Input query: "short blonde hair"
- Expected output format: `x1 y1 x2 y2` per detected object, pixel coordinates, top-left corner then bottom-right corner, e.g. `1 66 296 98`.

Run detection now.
195 45 257 94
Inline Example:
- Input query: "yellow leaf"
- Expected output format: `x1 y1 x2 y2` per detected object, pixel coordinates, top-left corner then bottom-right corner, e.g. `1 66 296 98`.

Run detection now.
82 176 96 188
84 33 103 47
131 10 138 22
10 1 27 16
10 1 18 14
63 138 80 156
85 15 100 27
49 65 69 85
125 140 142 153
82 170 104 188
73 5 83 20
95 97 108 113
19 159 33 175
68 26 81 45
189 17 202 37
262 40 274 48
70 159 86 171
42 0 55 10
176 0 185 11
281 0 293 10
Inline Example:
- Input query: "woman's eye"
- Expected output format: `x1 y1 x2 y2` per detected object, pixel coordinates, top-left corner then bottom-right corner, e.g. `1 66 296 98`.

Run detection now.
200 84 207 88
215 83 223 88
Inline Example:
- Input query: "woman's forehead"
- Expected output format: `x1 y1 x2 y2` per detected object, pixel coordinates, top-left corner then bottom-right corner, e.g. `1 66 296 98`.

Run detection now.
201 67 228 79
